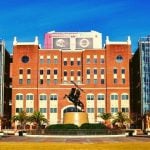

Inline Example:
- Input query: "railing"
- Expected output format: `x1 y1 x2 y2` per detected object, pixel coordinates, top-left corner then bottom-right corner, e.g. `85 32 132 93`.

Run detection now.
27 129 125 135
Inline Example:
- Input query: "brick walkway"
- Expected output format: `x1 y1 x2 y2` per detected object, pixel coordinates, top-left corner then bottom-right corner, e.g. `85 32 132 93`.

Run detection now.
0 135 150 143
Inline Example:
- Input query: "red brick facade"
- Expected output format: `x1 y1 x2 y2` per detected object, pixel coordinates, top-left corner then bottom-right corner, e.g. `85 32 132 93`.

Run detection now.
11 33 132 127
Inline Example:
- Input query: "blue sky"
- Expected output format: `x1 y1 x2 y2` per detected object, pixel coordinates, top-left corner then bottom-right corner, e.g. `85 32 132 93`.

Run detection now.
0 0 150 53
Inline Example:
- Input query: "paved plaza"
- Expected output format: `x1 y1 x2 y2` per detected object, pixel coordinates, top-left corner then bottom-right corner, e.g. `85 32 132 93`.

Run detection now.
0 135 150 143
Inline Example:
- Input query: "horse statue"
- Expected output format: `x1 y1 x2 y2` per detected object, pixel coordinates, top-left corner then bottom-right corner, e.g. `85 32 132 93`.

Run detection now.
63 85 84 112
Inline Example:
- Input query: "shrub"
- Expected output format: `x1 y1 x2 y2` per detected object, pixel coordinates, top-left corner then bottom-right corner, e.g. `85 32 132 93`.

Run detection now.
46 124 79 130
80 123 107 129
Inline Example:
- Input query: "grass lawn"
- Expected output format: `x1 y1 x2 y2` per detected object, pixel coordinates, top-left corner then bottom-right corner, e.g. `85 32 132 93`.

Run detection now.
0 142 150 150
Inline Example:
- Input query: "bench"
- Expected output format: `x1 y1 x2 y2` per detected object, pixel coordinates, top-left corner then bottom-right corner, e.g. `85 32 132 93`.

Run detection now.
125 129 135 136
125 129 143 136
146 130 150 135
2 129 16 135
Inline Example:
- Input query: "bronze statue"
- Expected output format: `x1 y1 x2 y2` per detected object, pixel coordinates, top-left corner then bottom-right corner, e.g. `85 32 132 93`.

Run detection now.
63 81 84 111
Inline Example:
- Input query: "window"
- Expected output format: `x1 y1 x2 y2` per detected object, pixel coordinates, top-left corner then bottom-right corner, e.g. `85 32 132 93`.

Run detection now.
64 71 67 76
40 79 43 84
47 69 50 75
122 79 126 84
50 108 57 113
71 71 74 76
22 56 29 63
101 79 105 84
121 69 125 74
111 107 118 113
64 61 67 66
100 56 104 64
100 58 104 63
27 79 31 84
50 94 58 100
93 58 97 64
114 78 117 84
19 69 23 74
100 69 104 74
77 60 81 66
40 108 47 113
47 79 50 84
86 69 90 74
98 108 105 113
94 79 97 84
93 56 97 63
116 55 123 63
16 108 23 113
94 69 97 74
16 94 23 100
26 94 33 100
54 79 58 84
27 69 31 74
111 94 118 100
54 58 58 64
47 58 51 64
113 69 117 74
40 58 44 64
87 94 94 100
19 79 23 84
97 94 105 100
86 79 90 84
122 107 129 112
87 108 94 113
26 108 33 113
54 69 58 75
40 94 47 100
77 71 81 76
86 58 90 64
70 61 74 66
40 69 43 75
121 94 128 100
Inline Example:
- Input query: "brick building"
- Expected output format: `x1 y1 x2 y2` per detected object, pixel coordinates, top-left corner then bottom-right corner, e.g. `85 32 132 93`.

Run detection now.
11 31 132 128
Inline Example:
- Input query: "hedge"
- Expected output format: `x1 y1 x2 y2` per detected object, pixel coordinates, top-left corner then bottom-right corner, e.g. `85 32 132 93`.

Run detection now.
46 123 107 130
46 124 79 129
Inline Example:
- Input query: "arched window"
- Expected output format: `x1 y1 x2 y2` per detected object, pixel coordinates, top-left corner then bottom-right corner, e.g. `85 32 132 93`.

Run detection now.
121 93 129 100
86 94 94 100
97 93 105 100
50 94 58 100
110 93 118 100
26 93 34 100
16 93 23 100
39 94 47 100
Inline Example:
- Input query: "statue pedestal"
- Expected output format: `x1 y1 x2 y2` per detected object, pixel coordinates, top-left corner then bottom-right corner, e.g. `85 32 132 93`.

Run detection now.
63 112 89 127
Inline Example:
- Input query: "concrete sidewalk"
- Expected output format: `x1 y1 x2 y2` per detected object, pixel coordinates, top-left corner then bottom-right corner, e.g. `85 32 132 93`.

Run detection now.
0 135 150 143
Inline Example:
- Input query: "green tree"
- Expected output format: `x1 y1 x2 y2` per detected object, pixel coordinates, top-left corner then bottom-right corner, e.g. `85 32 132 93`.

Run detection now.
29 111 48 129
99 113 112 122
99 113 112 127
11 111 29 130
112 112 130 129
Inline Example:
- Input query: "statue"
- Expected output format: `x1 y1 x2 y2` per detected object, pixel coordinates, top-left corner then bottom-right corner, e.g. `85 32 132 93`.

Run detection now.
63 81 84 111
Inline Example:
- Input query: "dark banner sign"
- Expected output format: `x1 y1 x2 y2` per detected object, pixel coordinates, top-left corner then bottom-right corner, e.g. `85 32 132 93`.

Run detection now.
76 38 93 49
53 38 70 49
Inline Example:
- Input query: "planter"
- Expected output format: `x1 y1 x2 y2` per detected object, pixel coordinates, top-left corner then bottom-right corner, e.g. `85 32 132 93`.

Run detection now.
0 132 4 136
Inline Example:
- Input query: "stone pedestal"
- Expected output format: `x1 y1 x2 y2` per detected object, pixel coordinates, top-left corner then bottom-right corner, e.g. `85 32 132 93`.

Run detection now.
63 112 89 127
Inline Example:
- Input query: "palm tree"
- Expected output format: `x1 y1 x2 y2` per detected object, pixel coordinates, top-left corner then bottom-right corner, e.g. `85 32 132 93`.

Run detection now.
11 111 29 130
112 112 130 129
29 111 48 129
99 113 112 126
